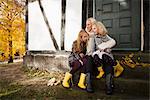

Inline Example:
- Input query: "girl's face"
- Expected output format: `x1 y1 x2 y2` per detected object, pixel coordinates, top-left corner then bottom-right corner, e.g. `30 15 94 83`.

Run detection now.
81 32 89 42
92 24 98 34
92 25 104 35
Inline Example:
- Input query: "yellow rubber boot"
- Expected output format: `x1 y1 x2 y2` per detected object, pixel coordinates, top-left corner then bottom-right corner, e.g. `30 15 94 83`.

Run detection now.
96 67 104 79
62 72 72 88
78 73 86 89
114 60 124 77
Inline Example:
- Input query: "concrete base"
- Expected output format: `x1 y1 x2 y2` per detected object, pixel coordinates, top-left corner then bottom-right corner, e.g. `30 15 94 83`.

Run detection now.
23 51 71 72
23 50 149 73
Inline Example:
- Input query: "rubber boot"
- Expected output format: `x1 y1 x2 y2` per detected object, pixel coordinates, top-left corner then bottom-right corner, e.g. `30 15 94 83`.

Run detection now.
62 72 72 88
78 73 86 89
86 73 94 93
106 73 113 95
96 66 104 79
114 60 124 77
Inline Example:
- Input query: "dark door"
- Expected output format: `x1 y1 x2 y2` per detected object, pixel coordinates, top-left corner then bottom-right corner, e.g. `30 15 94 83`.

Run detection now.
144 0 150 52
95 0 141 50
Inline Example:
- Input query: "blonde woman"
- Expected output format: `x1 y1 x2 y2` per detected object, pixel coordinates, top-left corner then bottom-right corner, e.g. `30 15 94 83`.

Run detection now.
85 17 96 55
85 18 97 92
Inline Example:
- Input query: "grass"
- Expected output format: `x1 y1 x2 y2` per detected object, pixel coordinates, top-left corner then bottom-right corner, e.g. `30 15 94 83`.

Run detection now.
0 62 149 100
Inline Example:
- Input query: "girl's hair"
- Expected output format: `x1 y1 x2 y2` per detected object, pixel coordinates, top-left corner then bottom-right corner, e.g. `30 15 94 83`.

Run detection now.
93 21 108 35
86 17 96 23
76 29 89 52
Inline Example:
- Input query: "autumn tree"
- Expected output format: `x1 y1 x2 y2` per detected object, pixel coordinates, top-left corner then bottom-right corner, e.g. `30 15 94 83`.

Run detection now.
0 0 25 63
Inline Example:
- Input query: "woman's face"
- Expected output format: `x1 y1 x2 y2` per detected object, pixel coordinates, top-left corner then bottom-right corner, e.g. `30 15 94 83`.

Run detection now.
86 20 92 31
81 33 89 42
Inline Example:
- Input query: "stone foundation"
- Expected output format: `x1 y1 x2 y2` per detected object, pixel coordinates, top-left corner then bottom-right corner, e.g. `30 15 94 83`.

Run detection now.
23 51 71 72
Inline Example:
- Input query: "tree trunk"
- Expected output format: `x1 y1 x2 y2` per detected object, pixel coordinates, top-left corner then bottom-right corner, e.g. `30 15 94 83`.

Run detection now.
60 0 66 50
8 30 13 63
38 0 59 50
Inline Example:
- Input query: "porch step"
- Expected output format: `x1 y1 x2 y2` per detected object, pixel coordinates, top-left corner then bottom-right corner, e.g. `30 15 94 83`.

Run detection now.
93 77 149 99
113 51 150 63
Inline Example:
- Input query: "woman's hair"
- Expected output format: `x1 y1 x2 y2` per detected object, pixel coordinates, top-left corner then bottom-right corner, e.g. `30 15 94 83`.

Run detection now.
76 29 89 52
93 21 108 35
85 18 96 33
86 17 96 24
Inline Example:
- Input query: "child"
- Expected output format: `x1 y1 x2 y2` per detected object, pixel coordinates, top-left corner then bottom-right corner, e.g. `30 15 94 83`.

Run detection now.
62 29 93 93
92 21 116 95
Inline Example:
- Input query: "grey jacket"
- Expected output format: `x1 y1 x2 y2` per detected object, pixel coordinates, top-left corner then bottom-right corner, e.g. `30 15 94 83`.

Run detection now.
92 34 116 59
94 34 116 50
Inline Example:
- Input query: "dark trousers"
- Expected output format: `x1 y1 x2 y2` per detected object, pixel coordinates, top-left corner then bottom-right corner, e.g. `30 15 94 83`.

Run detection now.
70 55 93 74
93 54 114 75
70 55 94 85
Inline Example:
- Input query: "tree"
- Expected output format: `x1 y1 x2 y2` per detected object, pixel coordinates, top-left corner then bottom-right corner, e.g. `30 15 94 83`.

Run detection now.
0 0 25 63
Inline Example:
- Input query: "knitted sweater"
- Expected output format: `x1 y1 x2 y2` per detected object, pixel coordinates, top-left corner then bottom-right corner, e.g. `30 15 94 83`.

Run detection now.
92 34 116 59
94 34 116 50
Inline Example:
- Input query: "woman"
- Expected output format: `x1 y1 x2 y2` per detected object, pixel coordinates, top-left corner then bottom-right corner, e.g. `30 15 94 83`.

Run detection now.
85 17 96 56
62 29 93 93
85 18 97 92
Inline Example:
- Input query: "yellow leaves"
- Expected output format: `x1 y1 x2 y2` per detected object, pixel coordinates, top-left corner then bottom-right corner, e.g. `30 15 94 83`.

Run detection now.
121 53 137 68
0 0 24 22
12 18 25 32
0 0 25 62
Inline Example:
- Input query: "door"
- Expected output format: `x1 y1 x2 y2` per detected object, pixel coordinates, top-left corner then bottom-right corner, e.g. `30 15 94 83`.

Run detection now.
144 0 150 52
95 0 141 50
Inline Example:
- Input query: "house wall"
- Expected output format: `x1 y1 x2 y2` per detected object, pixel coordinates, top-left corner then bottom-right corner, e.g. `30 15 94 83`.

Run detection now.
28 0 82 51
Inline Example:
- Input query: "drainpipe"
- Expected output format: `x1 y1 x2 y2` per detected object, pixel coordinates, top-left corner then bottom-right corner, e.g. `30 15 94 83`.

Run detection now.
86 0 89 19
141 0 144 51
93 0 95 18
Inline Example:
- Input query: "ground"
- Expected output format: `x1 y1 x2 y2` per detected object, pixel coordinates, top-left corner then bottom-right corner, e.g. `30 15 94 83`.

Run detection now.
0 62 149 100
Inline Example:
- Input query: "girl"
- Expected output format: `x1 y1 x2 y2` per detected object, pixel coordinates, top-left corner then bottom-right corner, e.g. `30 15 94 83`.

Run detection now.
92 21 116 95
62 29 93 93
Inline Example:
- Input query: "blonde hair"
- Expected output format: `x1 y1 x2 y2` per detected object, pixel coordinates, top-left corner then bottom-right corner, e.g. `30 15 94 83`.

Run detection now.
93 21 108 36
76 29 89 52
86 17 96 24
86 18 96 33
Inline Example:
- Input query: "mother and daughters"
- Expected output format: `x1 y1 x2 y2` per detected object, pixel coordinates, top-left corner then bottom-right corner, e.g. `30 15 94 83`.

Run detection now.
62 18 122 95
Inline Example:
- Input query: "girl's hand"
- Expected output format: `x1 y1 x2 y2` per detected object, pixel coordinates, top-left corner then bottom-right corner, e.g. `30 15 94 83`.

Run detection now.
79 53 84 58
99 49 104 52
79 60 83 65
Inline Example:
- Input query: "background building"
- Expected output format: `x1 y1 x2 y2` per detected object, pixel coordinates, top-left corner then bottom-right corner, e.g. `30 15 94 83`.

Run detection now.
27 0 150 52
